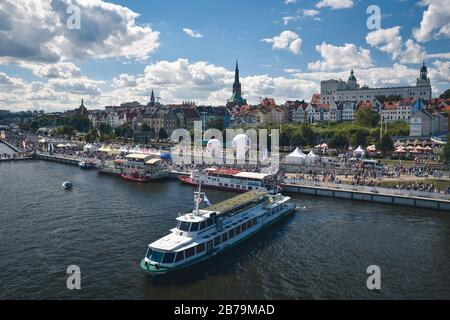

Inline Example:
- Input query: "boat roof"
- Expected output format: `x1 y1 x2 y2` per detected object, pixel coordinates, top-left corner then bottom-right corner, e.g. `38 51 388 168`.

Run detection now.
150 233 192 251
145 158 162 165
205 190 267 214
233 172 270 180
126 154 151 160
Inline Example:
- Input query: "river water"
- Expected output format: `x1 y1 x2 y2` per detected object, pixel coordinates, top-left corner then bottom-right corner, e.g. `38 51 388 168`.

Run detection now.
0 158 449 299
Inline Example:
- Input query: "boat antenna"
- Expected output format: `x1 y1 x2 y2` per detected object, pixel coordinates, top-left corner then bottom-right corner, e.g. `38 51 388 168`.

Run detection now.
195 182 202 215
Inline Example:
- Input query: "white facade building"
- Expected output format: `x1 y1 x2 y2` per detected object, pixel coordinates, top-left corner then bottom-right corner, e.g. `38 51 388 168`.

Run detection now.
320 63 432 104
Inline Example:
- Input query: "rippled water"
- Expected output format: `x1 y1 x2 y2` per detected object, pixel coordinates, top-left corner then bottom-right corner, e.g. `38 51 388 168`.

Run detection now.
0 160 449 299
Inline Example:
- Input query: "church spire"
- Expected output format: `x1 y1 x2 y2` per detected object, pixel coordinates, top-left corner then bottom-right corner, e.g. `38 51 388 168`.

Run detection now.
150 90 155 105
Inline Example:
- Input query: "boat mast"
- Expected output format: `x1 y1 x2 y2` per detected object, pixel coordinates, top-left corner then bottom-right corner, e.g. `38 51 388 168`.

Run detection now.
195 182 202 215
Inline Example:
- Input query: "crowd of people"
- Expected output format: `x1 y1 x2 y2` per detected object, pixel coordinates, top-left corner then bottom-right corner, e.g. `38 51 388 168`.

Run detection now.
391 182 443 193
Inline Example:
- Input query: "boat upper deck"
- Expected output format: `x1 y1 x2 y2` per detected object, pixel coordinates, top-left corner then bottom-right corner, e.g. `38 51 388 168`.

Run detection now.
205 190 268 215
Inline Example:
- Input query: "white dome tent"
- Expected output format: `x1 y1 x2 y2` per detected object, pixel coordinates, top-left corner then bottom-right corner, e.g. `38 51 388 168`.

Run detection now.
285 147 307 165
306 151 320 166
206 138 222 159
232 134 250 162
353 145 365 159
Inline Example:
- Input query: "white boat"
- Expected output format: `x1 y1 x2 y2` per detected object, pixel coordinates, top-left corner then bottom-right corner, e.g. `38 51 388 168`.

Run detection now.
140 188 295 275
178 168 280 193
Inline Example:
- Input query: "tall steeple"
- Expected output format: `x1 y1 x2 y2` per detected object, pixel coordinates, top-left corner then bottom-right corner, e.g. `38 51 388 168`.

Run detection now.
417 60 430 86
227 60 246 107
233 60 241 96
150 90 155 104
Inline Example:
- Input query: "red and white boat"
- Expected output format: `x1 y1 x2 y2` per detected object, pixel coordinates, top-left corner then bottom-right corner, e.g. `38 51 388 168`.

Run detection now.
122 172 150 183
178 168 279 193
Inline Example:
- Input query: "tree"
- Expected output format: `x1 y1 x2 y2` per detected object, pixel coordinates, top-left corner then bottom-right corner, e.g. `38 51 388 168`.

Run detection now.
351 129 369 147
279 131 290 147
290 131 306 147
115 124 133 138
98 123 112 136
141 123 152 132
355 108 380 128
300 125 316 145
53 126 75 137
439 89 450 99
158 128 168 139
328 133 348 148
442 134 450 164
85 129 98 143
378 134 394 157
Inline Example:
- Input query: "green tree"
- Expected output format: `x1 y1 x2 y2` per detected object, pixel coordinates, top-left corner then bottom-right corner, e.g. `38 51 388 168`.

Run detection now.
280 131 290 147
289 131 306 147
84 129 98 143
439 89 450 99
441 134 450 164
158 128 168 139
98 123 112 136
355 108 380 128
141 123 152 132
351 129 369 147
328 133 348 148
378 134 394 157
300 125 316 145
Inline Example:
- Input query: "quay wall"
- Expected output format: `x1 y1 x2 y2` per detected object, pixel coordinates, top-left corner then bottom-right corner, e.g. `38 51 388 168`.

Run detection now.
35 153 81 166
282 183 450 211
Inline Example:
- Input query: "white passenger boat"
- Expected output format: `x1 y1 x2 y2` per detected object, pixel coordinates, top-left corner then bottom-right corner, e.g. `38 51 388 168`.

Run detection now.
179 168 280 193
140 189 296 275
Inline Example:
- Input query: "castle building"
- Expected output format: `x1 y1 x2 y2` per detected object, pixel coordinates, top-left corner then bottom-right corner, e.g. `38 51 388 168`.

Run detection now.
320 63 432 104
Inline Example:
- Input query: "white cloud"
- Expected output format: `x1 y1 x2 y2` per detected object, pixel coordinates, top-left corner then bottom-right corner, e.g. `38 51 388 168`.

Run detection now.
427 52 450 59
262 31 302 54
303 9 320 17
284 0 298 4
19 61 81 79
413 0 450 42
428 60 450 83
0 0 160 64
182 28 203 38
112 74 138 88
282 16 294 26
308 42 373 70
49 78 104 96
366 27 426 64
316 0 354 10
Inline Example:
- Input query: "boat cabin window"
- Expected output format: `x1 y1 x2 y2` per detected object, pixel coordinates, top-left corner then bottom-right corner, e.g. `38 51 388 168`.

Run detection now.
200 220 206 230
196 243 205 253
214 236 221 247
252 218 257 225
146 248 153 260
178 221 191 232
149 250 164 263
246 220 252 229
206 218 214 227
235 225 241 235
228 229 235 239
175 251 184 262
222 233 228 242
241 223 247 232
162 252 175 264
185 247 195 259
190 222 200 232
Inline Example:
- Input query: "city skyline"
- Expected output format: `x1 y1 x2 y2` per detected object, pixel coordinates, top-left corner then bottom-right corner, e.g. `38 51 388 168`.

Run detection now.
0 0 449 112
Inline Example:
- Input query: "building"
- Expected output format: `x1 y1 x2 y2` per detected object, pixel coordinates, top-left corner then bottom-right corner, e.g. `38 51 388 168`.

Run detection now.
380 98 414 123
410 99 448 136
336 101 358 122
226 60 247 108
320 63 432 104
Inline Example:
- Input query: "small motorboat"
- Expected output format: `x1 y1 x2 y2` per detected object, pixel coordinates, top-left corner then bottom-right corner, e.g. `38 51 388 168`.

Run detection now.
62 181 73 190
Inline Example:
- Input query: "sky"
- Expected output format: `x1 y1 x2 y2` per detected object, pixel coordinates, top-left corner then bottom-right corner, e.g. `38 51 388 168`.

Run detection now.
0 0 449 112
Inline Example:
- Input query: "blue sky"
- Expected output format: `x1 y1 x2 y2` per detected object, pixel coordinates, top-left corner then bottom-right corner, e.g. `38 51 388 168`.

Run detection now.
0 0 449 111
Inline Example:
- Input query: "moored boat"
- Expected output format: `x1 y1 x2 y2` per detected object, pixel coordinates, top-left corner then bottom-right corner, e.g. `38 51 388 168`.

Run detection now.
140 189 295 275
178 168 279 193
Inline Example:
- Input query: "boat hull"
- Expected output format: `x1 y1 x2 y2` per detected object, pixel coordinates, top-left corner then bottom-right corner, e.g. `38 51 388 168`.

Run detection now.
140 206 296 276
122 174 150 183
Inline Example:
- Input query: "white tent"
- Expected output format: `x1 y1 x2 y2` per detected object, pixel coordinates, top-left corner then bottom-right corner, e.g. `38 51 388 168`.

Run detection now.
305 151 319 166
285 147 306 165
353 145 365 158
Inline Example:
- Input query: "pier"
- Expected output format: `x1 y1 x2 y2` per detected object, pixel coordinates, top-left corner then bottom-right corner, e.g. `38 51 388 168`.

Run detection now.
0 140 21 153
34 153 81 166
282 181 450 211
